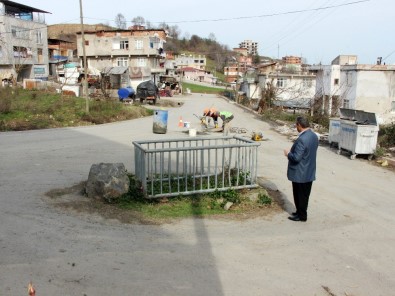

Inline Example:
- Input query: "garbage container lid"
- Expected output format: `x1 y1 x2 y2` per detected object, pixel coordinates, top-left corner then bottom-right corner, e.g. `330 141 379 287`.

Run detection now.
340 108 377 125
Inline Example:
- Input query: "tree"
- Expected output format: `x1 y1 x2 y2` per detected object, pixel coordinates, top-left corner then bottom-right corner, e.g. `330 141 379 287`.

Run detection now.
131 16 145 27
208 33 216 41
252 54 261 65
168 25 181 39
115 13 127 29
145 21 153 29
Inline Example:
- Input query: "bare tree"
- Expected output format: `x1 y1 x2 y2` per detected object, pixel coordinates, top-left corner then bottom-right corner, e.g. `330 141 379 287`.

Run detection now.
145 20 153 29
208 33 216 41
168 25 181 39
115 13 127 29
258 78 315 112
131 16 145 27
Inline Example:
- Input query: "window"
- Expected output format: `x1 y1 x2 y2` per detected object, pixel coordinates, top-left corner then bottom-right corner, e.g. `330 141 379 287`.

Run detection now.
391 101 395 112
36 30 42 44
334 78 339 85
85 40 89 46
120 40 129 50
11 27 17 37
117 57 128 67
137 58 146 67
37 48 43 63
13 46 32 58
277 77 286 88
135 40 143 49
343 99 350 109
11 26 29 39
0 46 2 57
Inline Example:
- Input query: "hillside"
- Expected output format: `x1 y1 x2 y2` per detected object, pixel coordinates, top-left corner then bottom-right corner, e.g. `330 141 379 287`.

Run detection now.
47 24 114 42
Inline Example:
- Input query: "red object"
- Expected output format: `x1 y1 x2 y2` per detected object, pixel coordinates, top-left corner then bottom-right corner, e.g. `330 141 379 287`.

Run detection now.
28 282 35 296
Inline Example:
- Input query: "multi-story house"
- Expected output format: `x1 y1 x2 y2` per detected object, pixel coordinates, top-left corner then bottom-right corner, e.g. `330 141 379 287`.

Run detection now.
0 1 49 82
76 28 166 89
48 38 75 77
173 54 206 70
258 62 316 109
282 56 302 65
239 40 258 56
309 55 395 124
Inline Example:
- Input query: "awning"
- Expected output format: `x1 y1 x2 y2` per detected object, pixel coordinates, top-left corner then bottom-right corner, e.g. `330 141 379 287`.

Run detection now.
101 66 128 75
49 57 68 64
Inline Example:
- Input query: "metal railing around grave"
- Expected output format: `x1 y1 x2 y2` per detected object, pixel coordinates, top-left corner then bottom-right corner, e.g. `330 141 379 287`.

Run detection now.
133 135 261 198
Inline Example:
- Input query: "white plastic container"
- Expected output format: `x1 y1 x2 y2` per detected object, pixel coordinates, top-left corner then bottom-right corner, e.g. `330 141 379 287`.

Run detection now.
189 128 197 137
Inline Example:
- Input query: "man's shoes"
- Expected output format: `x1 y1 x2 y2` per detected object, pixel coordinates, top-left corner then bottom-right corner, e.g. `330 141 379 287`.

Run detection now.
291 212 298 216
288 215 307 222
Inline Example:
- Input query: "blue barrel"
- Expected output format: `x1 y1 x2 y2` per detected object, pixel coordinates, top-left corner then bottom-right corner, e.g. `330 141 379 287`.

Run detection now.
118 87 135 99
153 110 168 134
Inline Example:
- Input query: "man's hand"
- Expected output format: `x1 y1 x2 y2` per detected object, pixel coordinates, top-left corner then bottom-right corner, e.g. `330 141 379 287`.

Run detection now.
283 149 289 157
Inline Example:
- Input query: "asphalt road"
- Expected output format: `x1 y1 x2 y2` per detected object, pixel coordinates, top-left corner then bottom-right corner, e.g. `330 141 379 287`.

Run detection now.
1 94 394 295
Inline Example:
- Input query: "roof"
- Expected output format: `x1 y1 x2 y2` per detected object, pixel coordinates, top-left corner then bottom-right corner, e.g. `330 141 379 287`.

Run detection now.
0 0 50 14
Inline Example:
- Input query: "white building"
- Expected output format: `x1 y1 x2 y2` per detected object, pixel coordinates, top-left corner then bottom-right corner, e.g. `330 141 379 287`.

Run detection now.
173 54 206 70
239 40 258 56
309 55 395 124
0 1 49 81
258 71 316 109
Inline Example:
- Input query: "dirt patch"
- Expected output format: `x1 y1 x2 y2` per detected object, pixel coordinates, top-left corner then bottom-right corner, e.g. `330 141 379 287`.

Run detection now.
44 183 283 225
45 182 160 225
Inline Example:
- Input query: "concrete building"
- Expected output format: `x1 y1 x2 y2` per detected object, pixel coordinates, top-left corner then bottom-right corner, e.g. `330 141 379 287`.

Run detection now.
177 66 216 84
282 56 302 65
76 28 166 89
239 40 258 56
48 38 75 77
309 55 395 124
258 69 316 109
173 54 206 70
0 1 49 82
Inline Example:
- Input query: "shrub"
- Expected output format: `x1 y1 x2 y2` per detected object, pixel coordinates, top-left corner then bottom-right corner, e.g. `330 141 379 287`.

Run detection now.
0 88 14 113
258 192 272 205
378 124 395 148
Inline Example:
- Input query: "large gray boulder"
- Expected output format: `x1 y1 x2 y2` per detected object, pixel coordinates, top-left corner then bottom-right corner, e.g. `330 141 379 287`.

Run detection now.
86 163 130 202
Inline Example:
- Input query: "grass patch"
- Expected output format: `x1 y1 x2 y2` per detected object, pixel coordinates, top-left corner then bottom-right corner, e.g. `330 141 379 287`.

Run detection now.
0 87 152 131
181 82 226 95
113 175 274 219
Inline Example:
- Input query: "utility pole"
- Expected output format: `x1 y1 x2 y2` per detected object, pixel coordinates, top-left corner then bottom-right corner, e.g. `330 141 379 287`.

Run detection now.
79 0 89 113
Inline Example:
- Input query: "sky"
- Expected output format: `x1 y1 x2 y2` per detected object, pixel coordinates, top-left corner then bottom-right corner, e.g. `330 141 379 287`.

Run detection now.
22 0 395 65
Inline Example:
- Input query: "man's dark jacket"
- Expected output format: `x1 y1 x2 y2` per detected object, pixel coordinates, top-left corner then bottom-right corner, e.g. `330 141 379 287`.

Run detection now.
287 129 319 183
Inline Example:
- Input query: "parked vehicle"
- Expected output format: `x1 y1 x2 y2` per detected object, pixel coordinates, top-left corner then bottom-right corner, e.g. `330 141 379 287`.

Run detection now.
136 80 160 104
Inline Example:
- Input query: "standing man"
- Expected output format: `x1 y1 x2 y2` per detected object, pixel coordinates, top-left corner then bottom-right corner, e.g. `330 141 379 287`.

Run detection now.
283 116 319 222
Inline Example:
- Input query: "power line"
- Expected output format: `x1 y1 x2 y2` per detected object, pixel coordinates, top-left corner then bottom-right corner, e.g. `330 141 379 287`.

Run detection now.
83 0 369 25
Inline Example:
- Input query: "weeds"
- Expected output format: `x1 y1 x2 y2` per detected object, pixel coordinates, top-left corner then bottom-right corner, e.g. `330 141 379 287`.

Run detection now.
378 123 395 148
0 88 152 131
258 192 272 205
115 174 271 219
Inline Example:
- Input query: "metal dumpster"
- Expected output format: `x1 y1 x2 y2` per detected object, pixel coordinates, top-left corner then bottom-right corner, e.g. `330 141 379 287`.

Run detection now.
337 109 379 160
328 118 341 147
